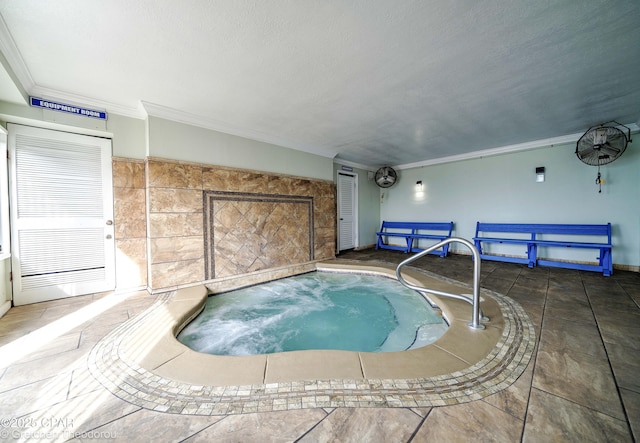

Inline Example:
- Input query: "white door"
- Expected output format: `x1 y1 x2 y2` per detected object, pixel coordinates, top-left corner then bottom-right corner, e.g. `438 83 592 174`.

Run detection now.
9 124 115 305
337 172 357 251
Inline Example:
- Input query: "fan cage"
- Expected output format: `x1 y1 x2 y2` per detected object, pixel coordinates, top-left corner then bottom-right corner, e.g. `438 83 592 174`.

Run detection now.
374 167 397 188
575 122 631 166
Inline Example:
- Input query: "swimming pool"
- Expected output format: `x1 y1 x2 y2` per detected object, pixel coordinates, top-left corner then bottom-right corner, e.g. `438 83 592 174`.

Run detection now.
177 272 448 355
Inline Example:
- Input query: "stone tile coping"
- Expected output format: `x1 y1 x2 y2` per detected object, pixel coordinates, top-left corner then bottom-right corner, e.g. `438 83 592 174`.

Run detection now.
88 260 535 415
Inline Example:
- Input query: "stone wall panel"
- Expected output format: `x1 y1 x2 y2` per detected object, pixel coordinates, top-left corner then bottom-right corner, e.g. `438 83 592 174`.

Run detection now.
147 159 336 291
113 159 147 290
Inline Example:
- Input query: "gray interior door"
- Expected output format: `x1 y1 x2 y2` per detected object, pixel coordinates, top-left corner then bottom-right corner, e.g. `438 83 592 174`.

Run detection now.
337 172 357 251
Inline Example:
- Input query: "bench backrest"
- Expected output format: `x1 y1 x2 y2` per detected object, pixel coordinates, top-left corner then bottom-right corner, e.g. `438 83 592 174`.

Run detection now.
475 222 611 243
412 222 454 235
381 221 453 233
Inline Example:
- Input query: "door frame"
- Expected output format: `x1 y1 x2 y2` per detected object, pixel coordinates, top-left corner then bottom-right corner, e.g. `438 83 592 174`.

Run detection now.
337 171 358 251
8 123 115 305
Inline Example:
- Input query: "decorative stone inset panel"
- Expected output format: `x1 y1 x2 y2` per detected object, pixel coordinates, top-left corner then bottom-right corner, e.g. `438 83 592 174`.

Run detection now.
146 157 335 291
204 191 314 279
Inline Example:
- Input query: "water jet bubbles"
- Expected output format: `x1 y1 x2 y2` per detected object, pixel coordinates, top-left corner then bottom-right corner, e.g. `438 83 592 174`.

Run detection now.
177 272 447 355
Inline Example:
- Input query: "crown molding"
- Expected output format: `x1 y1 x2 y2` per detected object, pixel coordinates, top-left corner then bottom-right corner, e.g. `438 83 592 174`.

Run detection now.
394 123 640 170
0 14 145 119
628 122 640 134
0 14 34 95
141 101 338 159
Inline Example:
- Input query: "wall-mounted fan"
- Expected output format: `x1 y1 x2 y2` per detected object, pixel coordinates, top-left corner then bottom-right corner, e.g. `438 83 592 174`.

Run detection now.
374 166 397 188
575 121 632 192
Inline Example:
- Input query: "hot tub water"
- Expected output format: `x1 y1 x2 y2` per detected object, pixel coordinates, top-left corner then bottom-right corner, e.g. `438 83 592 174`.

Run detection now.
177 272 448 356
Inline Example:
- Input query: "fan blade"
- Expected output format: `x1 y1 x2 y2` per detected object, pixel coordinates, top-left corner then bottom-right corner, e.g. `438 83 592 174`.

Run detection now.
577 149 600 164
605 129 624 140
600 142 621 154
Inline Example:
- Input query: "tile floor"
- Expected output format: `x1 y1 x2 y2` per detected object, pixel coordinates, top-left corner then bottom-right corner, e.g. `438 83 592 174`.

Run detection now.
0 249 638 442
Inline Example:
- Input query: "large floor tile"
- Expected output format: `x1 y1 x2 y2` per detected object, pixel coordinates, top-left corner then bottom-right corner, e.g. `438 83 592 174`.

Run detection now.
184 409 326 442
523 388 631 442
604 342 640 393
544 285 588 303
298 408 423 443
3 331 81 365
617 280 640 303
597 320 640 351
533 348 624 419
515 273 549 291
620 388 640 442
67 363 107 399
84 408 218 442
547 272 584 291
480 276 514 294
592 307 640 326
588 292 638 312
77 320 126 348
0 373 72 419
18 388 141 441
506 282 546 304
414 399 524 442
0 347 89 392
543 298 596 324
0 315 50 338
538 315 607 359
485 266 524 281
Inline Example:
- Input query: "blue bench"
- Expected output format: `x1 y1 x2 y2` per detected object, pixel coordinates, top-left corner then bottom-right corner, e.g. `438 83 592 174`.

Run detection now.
376 221 454 256
473 222 613 276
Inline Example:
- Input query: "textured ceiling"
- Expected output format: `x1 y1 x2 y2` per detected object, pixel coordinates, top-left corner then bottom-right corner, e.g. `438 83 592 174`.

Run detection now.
0 0 639 168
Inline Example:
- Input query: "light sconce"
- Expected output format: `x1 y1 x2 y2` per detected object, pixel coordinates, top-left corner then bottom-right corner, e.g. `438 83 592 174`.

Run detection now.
536 167 545 183
415 180 423 191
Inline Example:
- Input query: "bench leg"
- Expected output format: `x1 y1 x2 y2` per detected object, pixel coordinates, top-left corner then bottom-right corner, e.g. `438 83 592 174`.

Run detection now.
527 243 537 268
473 241 482 259
601 248 613 276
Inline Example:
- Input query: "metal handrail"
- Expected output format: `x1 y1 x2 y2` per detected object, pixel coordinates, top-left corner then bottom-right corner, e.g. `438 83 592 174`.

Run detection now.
395 237 487 330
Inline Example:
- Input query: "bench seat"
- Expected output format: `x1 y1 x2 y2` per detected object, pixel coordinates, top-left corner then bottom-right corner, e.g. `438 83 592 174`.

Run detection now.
376 221 454 256
473 222 613 276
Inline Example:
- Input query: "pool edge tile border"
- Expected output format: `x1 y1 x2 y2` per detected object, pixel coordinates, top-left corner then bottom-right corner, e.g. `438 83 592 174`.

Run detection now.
88 261 535 415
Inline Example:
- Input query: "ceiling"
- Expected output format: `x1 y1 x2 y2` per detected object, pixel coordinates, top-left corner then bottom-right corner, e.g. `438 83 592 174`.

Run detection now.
0 1 639 169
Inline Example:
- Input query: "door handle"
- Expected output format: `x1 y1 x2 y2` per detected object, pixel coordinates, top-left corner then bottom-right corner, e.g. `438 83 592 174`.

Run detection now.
106 220 113 225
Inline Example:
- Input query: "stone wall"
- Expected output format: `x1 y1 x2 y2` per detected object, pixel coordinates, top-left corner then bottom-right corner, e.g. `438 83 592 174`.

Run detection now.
112 158 148 289
146 158 336 291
